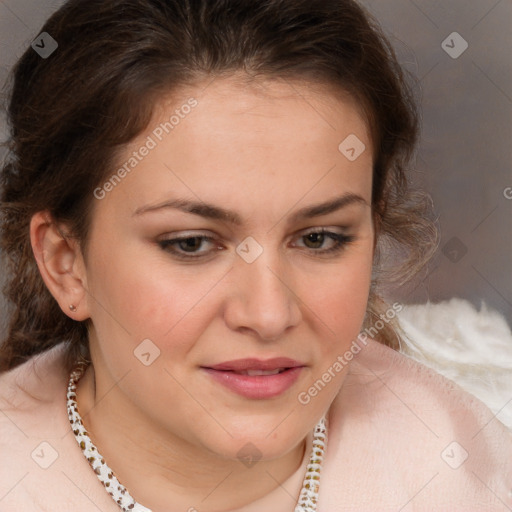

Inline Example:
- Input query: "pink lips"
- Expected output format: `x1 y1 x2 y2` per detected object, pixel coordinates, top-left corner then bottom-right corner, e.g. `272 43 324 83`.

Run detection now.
201 357 305 399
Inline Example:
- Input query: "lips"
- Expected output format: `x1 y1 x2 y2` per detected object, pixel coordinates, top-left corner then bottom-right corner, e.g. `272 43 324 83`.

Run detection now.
204 357 304 372
201 357 305 399
234 368 284 376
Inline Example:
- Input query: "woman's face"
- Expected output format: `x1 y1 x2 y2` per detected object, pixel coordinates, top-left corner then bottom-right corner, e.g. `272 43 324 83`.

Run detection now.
81 77 374 461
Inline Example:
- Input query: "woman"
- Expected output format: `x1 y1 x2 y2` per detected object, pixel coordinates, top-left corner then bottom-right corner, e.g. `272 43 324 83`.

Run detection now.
0 0 510 510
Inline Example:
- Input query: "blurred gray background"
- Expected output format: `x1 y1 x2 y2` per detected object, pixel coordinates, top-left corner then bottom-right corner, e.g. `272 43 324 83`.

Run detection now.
0 0 511 339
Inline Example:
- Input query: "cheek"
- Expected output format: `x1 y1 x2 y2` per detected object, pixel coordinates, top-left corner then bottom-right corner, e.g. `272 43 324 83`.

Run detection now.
303 249 373 345
88 239 224 347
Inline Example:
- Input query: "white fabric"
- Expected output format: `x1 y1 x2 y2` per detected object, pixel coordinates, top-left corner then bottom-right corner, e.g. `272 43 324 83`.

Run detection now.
397 298 512 430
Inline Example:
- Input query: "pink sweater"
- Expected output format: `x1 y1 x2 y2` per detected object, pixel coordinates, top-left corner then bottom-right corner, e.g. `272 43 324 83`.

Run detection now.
0 338 511 511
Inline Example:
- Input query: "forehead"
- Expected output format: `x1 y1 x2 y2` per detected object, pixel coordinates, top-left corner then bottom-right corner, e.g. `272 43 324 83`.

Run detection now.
154 75 371 144
94 76 373 223
146 76 372 175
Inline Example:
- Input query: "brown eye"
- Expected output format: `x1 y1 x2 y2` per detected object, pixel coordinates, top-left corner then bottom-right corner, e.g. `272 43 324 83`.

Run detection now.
158 235 218 259
295 229 355 256
303 232 326 249
177 237 204 252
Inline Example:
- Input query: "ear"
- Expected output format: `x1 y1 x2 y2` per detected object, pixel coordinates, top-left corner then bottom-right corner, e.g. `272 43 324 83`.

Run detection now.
30 211 90 321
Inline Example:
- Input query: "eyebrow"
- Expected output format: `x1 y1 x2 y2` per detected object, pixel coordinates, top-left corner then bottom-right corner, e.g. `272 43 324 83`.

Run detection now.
133 192 368 225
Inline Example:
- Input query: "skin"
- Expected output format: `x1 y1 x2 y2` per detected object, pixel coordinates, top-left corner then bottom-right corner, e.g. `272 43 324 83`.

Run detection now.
31 76 375 511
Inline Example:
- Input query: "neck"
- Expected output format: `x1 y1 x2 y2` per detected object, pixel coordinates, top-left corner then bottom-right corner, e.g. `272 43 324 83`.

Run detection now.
76 363 309 511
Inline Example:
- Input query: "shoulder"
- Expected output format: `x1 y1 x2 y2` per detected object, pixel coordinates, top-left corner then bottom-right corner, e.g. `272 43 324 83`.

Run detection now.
0 343 67 507
319 338 512 511
0 342 70 407
0 343 118 511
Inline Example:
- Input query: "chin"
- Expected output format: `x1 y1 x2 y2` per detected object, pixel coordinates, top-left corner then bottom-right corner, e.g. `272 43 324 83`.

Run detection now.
199 418 307 463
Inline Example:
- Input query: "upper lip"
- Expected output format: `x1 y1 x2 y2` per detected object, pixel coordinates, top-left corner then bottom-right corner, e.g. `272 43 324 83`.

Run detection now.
204 357 305 371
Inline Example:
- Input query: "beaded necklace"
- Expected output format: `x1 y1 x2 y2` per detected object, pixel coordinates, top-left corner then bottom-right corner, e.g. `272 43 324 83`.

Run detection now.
67 361 328 512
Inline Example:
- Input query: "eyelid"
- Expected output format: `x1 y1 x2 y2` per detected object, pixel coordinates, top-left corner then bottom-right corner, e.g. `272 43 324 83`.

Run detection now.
159 230 215 239
297 225 350 236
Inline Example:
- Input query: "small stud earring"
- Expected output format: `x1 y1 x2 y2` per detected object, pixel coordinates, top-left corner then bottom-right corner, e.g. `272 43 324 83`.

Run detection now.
69 304 77 312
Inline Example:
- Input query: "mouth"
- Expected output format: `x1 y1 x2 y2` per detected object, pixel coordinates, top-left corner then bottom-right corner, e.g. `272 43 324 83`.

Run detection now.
204 357 304 372
216 367 289 376
200 361 305 399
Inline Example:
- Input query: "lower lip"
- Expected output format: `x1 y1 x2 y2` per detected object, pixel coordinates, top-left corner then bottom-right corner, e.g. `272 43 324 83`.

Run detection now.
201 367 303 399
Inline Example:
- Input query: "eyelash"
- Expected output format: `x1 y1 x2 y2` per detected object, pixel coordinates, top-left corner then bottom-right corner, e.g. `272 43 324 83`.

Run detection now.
157 228 355 260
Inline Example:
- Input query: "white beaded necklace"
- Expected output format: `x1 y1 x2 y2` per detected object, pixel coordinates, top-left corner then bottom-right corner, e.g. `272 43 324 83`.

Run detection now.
67 361 328 512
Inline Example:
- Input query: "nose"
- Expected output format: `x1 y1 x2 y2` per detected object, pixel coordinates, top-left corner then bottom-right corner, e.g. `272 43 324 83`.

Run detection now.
223 249 302 341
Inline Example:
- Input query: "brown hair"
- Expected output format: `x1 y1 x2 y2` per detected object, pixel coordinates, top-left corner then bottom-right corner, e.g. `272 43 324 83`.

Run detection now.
0 0 437 373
